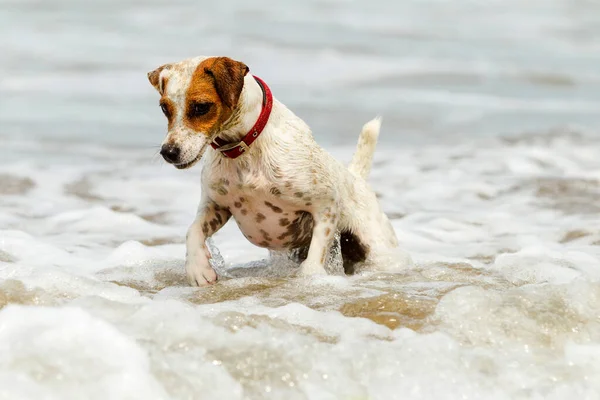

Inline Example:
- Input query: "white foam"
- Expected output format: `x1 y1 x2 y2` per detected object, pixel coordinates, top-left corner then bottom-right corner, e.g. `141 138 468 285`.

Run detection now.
1 131 599 398
0 306 169 400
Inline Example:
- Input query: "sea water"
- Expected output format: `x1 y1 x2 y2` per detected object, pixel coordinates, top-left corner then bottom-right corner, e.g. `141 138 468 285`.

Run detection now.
1 0 600 399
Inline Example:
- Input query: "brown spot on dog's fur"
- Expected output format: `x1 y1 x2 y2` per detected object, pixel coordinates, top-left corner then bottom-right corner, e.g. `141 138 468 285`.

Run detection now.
258 241 270 247
313 178 318 185
325 227 331 237
210 183 230 196
201 205 231 237
239 197 246 203
278 212 314 249
270 187 282 196
294 192 304 198
305 202 312 206
279 218 290 227
260 229 273 242
234 201 242 208
264 201 283 213
241 209 248 216
285 182 293 189
256 213 266 223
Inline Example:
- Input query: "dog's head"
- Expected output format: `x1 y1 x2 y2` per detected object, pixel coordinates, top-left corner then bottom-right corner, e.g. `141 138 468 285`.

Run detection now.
148 56 249 169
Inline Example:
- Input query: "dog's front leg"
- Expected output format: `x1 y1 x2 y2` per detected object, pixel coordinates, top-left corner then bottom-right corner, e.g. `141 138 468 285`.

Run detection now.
300 206 339 275
185 200 231 286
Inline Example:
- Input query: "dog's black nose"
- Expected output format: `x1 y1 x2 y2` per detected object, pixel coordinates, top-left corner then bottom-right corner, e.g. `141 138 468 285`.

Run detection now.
160 144 180 164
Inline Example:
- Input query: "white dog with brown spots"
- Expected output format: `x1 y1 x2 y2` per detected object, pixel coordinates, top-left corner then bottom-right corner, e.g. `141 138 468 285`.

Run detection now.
148 56 408 286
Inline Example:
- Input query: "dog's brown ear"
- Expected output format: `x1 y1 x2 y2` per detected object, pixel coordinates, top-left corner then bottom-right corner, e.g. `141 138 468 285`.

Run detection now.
204 57 249 109
147 64 171 93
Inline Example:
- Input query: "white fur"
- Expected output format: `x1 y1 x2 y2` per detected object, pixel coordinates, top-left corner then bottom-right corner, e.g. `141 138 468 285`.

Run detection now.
156 56 408 286
349 117 381 179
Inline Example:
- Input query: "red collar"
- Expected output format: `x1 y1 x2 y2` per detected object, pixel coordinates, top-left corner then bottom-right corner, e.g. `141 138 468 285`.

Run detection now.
210 75 273 159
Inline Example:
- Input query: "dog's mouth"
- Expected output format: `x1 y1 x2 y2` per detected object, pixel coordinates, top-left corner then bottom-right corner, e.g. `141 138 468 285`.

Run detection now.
174 143 208 170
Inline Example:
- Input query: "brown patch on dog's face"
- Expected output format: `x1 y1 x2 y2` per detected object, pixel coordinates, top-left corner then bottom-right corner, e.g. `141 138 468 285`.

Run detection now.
182 57 249 135
201 57 249 108
148 56 249 169
181 61 222 135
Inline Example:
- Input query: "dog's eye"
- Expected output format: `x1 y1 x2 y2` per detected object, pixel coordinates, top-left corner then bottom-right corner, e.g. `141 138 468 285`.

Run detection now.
189 102 212 117
160 103 170 118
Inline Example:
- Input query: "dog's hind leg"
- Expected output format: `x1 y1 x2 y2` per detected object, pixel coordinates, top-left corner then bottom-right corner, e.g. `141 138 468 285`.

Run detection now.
348 117 381 180
299 205 340 276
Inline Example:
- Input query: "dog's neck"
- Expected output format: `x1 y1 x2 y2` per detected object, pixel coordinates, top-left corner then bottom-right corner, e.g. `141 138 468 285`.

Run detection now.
215 75 265 144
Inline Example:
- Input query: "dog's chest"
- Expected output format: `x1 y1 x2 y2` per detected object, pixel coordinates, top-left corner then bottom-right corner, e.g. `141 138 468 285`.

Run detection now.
205 171 313 250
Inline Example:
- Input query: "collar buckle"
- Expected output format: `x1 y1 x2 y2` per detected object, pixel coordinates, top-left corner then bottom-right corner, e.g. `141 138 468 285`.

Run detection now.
217 140 248 154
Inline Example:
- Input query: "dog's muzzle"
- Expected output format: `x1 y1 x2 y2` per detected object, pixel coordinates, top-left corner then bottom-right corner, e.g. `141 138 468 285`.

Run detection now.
160 135 210 170
160 144 180 164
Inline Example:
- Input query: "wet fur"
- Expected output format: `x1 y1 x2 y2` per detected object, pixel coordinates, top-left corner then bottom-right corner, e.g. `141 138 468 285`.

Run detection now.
148 56 406 286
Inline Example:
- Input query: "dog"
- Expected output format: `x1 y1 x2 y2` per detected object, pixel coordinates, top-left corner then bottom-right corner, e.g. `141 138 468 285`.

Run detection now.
147 56 404 286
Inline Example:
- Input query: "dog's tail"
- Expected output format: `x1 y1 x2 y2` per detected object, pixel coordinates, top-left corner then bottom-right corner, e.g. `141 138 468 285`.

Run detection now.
348 117 381 179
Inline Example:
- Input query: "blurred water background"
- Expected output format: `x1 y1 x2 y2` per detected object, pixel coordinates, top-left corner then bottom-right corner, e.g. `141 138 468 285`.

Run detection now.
2 0 600 150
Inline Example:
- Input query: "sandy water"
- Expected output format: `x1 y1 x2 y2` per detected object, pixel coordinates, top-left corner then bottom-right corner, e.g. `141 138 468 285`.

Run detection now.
1 132 600 399
2 0 600 399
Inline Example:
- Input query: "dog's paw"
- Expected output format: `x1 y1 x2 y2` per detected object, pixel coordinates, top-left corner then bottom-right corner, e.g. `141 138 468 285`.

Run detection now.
299 260 327 276
185 257 218 287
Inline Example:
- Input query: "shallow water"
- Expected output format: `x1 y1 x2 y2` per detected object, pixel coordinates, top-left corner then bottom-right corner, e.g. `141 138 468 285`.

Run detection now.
2 0 600 399
1 132 600 399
